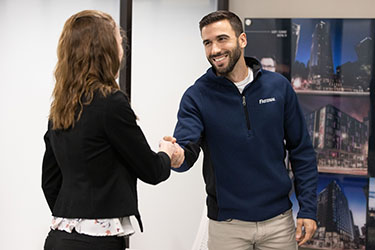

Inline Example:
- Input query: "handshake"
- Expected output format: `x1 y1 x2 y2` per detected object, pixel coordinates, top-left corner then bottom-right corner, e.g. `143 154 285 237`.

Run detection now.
159 136 185 168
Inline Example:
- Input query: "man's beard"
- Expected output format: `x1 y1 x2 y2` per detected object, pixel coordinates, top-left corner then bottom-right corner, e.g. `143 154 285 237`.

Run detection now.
208 42 242 76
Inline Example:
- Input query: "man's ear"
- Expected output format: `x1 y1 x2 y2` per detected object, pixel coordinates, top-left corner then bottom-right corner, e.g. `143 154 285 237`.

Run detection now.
239 32 247 49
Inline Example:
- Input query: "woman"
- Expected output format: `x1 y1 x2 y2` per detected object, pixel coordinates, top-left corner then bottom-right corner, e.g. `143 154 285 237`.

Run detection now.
42 10 183 250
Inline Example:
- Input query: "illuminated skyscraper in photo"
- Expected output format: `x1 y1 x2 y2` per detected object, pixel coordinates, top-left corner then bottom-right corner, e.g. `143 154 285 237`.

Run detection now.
317 181 355 246
308 21 335 89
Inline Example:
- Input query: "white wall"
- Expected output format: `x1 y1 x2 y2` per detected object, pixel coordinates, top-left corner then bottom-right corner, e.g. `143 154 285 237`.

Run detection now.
0 1 119 249
130 0 216 249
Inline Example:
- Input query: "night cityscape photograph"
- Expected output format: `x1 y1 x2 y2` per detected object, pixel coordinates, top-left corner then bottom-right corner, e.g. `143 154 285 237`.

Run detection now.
291 19 374 94
291 174 367 250
245 18 374 95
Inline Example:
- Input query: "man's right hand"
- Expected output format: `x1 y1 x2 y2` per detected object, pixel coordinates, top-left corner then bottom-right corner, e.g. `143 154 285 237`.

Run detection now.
163 136 184 168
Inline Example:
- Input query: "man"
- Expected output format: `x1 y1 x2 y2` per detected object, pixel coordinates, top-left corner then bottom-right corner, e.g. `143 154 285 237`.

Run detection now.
170 10 318 250
260 56 277 72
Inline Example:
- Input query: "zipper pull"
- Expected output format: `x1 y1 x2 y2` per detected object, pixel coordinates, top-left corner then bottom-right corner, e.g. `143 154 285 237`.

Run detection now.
242 96 246 106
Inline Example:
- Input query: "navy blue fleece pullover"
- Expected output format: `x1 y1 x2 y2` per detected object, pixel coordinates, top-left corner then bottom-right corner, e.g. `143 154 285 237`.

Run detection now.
173 57 318 222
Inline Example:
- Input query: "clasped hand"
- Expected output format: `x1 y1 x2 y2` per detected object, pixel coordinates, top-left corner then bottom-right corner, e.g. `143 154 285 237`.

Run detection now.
158 136 184 168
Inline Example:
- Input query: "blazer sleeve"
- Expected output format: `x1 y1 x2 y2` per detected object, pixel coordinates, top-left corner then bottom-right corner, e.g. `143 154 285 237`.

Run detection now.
284 83 318 221
173 86 204 172
41 127 62 213
104 91 171 185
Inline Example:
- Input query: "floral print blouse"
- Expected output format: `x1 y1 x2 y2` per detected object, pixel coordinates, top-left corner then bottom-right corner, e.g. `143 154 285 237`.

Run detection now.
51 216 135 237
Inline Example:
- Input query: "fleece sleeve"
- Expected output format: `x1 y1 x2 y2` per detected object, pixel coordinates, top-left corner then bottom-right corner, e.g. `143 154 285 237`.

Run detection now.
105 91 171 185
284 83 318 221
173 86 204 172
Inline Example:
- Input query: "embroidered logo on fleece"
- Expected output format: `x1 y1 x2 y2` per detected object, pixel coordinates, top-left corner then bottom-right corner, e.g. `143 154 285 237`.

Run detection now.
259 97 276 104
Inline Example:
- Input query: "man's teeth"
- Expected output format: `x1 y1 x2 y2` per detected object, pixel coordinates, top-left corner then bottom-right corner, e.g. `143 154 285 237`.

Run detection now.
214 56 226 62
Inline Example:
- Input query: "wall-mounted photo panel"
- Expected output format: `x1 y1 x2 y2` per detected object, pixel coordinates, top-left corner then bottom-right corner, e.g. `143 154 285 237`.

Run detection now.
298 95 370 176
291 19 374 95
244 18 292 79
245 18 374 176
290 173 368 250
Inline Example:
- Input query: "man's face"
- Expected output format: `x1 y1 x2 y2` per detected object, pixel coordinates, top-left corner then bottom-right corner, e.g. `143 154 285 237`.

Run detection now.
260 57 276 72
201 20 246 76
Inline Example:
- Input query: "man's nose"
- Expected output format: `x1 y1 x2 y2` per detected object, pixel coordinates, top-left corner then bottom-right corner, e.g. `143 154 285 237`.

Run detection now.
210 42 221 56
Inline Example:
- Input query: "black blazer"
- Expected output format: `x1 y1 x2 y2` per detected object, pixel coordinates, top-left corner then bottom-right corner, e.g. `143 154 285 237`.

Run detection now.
42 90 171 231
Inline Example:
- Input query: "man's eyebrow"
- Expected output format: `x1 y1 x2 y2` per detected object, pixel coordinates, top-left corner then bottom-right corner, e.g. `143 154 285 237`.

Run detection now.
217 34 230 39
203 39 211 44
203 34 230 44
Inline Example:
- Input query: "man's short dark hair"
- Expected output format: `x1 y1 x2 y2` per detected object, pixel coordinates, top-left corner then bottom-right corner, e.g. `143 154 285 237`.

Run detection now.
199 10 243 37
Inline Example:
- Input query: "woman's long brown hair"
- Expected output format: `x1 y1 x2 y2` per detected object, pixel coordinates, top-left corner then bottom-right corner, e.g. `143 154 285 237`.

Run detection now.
50 10 122 130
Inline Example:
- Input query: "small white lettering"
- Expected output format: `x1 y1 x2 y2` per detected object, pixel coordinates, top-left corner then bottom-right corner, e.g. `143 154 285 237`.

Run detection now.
259 97 276 104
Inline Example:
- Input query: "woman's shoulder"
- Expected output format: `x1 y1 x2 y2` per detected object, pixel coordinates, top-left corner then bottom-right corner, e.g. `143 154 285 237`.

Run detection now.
109 90 129 101
94 89 129 106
